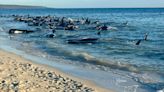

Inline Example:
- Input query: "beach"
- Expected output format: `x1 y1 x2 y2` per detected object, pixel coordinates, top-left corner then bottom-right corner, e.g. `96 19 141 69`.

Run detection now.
0 8 164 92
0 49 110 92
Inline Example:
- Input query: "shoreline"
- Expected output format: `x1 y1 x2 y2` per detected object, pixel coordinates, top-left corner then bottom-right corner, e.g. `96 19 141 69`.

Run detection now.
0 11 162 92
0 35 154 92
0 49 111 92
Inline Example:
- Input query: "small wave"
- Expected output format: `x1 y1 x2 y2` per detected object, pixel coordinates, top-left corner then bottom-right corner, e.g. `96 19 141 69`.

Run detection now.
145 82 164 91
0 27 4 31
67 50 139 72
39 41 140 72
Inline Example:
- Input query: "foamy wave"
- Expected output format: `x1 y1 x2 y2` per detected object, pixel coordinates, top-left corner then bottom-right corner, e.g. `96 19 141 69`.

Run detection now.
71 51 95 61
68 51 139 72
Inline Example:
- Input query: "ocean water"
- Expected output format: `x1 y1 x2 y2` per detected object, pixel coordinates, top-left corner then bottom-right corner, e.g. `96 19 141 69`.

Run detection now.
0 8 164 92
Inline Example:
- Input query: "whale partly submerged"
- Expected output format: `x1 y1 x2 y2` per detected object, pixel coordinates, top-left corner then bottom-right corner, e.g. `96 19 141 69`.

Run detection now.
9 29 34 34
67 37 99 44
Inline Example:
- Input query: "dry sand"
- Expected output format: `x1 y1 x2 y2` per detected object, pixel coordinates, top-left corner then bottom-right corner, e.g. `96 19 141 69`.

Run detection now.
0 49 111 92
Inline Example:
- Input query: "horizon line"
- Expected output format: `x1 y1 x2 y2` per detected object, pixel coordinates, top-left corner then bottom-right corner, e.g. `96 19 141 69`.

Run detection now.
0 4 164 9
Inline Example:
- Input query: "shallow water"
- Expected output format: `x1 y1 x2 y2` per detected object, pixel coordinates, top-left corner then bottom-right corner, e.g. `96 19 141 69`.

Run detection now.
0 8 164 92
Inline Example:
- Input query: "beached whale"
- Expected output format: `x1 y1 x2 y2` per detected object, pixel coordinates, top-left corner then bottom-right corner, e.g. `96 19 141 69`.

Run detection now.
67 37 98 44
9 29 34 34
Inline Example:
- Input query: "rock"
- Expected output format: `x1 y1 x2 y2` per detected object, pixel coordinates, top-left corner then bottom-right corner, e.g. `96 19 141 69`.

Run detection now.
83 87 94 92
1 80 5 83
9 81 19 92
11 81 19 87
75 82 83 88
47 72 53 78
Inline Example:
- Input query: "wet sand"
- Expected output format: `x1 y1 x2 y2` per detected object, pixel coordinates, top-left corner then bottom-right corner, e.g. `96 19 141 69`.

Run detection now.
0 49 111 92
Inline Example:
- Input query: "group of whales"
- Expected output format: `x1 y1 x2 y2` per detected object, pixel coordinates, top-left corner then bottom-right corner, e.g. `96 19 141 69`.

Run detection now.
5 15 148 45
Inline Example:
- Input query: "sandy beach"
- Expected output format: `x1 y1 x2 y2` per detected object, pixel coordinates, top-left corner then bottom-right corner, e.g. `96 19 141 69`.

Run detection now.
0 49 111 92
